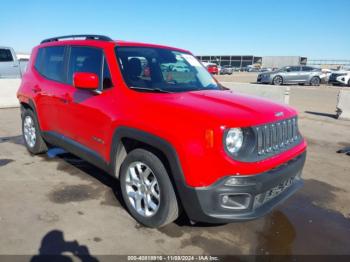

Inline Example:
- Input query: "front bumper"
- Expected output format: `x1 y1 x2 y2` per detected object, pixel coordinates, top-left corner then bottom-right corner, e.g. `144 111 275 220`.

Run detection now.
181 151 306 223
257 75 272 84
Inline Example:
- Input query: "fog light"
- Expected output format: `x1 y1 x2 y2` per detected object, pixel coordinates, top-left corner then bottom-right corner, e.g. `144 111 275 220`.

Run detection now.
220 193 251 210
222 195 229 204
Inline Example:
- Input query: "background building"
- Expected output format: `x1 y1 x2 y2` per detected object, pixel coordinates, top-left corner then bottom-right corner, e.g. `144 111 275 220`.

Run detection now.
261 56 307 68
307 59 350 69
196 55 262 68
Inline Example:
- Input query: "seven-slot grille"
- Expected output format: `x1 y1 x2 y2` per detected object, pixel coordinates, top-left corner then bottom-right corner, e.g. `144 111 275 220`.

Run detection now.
255 117 300 156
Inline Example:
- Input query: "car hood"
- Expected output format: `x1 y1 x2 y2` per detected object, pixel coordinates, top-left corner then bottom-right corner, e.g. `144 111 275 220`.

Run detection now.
156 89 297 127
259 71 277 76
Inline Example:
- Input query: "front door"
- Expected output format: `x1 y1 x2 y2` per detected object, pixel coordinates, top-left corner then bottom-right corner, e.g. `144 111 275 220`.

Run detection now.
57 46 114 158
285 66 301 83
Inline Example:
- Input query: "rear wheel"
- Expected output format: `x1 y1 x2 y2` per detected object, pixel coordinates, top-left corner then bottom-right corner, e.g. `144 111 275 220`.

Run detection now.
273 75 283 85
22 109 48 154
310 76 320 86
348 79 350 87
119 148 179 228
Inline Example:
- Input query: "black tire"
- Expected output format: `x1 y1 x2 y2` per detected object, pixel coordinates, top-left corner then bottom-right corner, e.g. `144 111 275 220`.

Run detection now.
119 148 179 228
22 109 48 154
310 76 320 86
348 79 350 87
272 75 283 85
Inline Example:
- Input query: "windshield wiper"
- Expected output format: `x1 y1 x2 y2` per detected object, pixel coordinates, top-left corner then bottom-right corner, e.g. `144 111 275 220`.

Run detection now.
130 86 172 93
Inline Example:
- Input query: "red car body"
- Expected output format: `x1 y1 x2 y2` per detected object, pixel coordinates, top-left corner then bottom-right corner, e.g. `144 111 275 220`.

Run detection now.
17 35 307 224
207 64 218 75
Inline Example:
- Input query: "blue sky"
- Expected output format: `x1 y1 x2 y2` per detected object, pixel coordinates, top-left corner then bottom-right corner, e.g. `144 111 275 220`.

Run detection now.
1 0 349 59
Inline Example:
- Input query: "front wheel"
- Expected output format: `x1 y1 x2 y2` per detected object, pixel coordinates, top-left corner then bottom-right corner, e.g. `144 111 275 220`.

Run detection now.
119 149 179 228
22 109 48 154
272 75 283 85
310 76 320 86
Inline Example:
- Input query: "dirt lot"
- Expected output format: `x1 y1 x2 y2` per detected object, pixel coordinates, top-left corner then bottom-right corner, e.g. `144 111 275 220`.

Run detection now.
0 83 350 257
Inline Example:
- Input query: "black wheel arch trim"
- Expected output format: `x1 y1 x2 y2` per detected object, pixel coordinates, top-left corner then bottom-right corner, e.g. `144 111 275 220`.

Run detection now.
273 75 283 84
110 126 199 219
20 99 37 117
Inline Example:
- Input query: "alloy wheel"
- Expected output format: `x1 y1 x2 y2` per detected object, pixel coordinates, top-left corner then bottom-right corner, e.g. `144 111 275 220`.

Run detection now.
273 76 283 85
23 116 36 148
125 162 160 217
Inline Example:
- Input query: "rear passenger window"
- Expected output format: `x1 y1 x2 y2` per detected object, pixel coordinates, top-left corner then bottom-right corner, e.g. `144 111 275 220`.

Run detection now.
68 47 103 87
302 66 313 72
289 66 300 72
0 49 14 62
35 46 65 82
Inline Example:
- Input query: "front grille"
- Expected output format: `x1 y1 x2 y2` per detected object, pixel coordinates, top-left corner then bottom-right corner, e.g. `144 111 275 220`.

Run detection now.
254 117 300 156
330 73 346 81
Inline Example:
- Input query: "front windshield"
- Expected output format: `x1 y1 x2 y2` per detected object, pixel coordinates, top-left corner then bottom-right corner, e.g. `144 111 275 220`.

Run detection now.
115 46 220 92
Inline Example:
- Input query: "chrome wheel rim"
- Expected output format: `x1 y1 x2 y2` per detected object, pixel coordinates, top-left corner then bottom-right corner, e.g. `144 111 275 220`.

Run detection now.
125 162 160 217
23 116 36 148
311 78 319 86
274 77 282 85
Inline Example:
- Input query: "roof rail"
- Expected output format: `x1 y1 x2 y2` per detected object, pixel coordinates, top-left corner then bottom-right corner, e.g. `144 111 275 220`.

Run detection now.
40 34 112 44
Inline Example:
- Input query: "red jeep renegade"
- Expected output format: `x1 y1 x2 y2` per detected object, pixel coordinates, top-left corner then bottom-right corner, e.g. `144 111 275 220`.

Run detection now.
17 35 307 227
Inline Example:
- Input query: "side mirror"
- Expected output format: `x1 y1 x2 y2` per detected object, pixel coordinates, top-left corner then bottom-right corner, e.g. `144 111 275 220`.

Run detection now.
73 72 99 90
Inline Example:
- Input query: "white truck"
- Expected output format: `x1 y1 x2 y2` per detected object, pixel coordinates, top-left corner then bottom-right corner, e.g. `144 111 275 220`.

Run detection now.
0 46 28 78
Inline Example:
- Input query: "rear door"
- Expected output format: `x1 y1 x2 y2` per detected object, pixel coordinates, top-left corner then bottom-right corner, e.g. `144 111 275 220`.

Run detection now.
300 66 315 82
32 46 68 132
0 48 20 78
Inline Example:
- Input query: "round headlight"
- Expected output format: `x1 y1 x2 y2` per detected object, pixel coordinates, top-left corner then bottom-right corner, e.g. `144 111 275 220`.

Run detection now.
225 128 243 154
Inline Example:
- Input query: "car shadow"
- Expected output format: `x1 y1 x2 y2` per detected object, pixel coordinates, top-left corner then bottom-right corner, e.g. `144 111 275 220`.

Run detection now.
47 149 224 228
30 230 99 262
46 149 127 210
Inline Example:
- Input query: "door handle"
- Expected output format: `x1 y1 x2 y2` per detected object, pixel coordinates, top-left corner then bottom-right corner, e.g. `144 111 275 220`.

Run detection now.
32 85 41 93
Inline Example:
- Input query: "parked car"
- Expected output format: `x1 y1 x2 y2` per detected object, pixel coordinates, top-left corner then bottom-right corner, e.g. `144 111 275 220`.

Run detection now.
328 70 350 86
18 35 307 228
257 66 322 86
220 65 234 75
0 46 26 78
202 62 218 75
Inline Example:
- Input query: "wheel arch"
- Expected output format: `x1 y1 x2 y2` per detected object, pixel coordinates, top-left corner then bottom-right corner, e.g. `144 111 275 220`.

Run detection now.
309 75 321 85
20 99 36 117
272 75 283 85
19 99 48 143
110 127 194 215
110 127 184 182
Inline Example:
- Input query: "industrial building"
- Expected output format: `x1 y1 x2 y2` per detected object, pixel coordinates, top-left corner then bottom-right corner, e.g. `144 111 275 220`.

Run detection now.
196 55 307 69
196 55 262 68
261 56 307 68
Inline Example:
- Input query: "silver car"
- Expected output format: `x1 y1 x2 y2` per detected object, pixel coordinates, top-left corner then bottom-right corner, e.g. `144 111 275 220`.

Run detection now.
257 66 322 86
220 65 234 75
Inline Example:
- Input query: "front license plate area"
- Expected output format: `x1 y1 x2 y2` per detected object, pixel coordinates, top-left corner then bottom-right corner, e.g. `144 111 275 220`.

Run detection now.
253 176 295 209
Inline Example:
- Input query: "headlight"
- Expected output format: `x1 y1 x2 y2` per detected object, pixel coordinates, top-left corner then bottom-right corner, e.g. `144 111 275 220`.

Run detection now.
225 128 243 154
